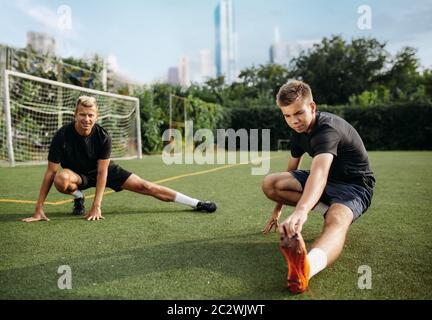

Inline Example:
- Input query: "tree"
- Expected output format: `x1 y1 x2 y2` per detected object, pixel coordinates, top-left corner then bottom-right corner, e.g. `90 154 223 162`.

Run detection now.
350 47 431 105
379 47 421 100
292 35 387 105
237 63 292 99
422 69 432 98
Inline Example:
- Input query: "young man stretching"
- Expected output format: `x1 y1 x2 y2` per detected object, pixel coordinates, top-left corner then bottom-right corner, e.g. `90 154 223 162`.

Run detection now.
262 81 375 293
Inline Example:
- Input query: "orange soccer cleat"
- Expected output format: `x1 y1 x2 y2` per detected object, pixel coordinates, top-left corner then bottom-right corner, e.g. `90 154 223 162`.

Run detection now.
279 232 310 294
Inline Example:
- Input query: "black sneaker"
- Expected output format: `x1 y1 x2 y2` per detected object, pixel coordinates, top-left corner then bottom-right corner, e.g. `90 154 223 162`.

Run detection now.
72 196 85 216
195 201 217 213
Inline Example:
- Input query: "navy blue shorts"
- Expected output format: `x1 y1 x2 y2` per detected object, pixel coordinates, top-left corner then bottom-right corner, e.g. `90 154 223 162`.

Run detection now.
290 170 373 222
77 164 132 192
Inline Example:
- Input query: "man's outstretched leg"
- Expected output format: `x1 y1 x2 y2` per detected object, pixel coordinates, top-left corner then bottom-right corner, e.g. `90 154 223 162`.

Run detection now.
279 203 353 293
308 203 353 276
121 174 217 213
53 169 86 215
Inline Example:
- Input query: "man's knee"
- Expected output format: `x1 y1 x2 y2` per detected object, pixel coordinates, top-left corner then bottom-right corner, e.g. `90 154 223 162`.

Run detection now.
324 204 353 229
262 172 300 197
54 171 70 193
138 180 158 196
262 174 278 199
122 175 157 195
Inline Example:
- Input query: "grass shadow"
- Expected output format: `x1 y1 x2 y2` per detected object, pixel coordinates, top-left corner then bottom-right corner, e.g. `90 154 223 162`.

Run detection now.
0 234 296 300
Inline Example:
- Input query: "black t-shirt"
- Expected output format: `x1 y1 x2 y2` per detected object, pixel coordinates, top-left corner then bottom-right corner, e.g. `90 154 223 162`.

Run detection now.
290 111 375 190
48 122 112 174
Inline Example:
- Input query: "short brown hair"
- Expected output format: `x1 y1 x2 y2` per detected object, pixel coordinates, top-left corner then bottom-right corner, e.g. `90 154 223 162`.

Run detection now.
276 80 313 106
75 96 97 110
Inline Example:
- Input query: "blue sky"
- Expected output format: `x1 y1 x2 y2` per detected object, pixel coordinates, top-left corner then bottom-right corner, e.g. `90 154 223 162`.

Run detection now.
0 0 431 83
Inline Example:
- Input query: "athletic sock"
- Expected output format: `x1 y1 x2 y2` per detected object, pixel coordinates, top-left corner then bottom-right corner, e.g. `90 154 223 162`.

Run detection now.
307 248 328 280
313 202 329 214
72 190 84 199
174 192 199 208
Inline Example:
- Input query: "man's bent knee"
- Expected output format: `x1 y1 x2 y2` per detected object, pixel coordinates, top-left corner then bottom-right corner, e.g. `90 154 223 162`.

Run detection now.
262 172 301 192
262 174 279 199
54 170 79 193
54 171 71 193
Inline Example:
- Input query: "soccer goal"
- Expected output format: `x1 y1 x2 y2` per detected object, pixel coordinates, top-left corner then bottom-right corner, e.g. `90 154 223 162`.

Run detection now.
277 139 291 151
1 70 142 166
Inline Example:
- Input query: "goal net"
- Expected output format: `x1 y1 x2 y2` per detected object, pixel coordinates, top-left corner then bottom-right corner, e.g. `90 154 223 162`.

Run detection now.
277 139 291 151
1 70 142 166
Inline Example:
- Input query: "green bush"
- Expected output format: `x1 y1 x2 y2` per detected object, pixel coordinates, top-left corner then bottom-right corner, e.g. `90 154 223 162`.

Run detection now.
226 103 432 151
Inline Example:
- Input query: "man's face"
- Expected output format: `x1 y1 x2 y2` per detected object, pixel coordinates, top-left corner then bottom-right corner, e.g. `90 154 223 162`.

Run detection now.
279 98 316 134
74 104 98 133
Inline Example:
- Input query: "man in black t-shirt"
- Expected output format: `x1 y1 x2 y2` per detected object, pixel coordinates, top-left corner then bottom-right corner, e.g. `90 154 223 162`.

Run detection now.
22 96 216 222
261 81 375 293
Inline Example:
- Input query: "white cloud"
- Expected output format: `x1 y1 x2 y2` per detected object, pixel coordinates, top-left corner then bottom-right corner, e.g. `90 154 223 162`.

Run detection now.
13 0 84 59
15 0 58 30
14 0 78 38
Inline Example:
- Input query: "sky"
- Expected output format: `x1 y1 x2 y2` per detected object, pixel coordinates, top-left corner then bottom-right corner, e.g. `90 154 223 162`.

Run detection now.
0 0 431 83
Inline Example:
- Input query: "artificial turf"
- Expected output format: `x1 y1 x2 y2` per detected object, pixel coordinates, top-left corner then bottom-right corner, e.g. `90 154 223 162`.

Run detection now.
0 151 431 299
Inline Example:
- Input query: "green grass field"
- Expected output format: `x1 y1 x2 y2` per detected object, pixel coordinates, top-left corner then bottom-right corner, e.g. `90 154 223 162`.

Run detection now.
0 151 431 300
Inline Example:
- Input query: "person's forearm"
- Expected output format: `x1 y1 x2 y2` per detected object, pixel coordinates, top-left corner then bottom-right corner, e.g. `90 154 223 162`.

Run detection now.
36 171 56 208
274 202 283 211
92 171 107 209
295 172 327 214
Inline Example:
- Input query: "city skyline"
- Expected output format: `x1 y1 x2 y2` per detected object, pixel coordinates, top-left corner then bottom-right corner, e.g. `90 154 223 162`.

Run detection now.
0 0 431 84
215 0 238 84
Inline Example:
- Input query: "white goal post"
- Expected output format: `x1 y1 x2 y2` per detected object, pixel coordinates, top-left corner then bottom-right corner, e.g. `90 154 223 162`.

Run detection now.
1 70 142 167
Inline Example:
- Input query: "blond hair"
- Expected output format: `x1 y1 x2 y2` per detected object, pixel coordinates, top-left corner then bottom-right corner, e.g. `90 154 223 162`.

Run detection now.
75 96 97 111
276 80 313 106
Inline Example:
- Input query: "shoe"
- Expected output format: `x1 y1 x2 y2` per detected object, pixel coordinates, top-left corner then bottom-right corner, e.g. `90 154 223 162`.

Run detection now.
279 232 310 294
195 201 217 213
72 196 85 216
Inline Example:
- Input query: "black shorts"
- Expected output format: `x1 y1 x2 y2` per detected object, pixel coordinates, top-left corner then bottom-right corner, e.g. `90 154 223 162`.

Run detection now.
77 164 132 192
290 170 374 222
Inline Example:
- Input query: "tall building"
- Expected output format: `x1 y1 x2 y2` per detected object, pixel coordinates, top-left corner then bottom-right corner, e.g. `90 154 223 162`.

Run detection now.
269 27 316 66
26 31 56 56
179 56 190 87
167 67 180 85
199 49 213 82
214 0 238 84
269 27 285 65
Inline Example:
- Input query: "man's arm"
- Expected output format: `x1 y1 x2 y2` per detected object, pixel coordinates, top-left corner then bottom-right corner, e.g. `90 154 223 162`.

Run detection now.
262 156 303 234
22 161 59 222
279 153 334 237
84 159 110 221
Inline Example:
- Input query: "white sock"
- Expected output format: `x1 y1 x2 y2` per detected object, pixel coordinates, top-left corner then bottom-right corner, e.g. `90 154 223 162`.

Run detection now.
307 248 328 280
313 202 329 214
174 192 199 208
72 190 84 199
